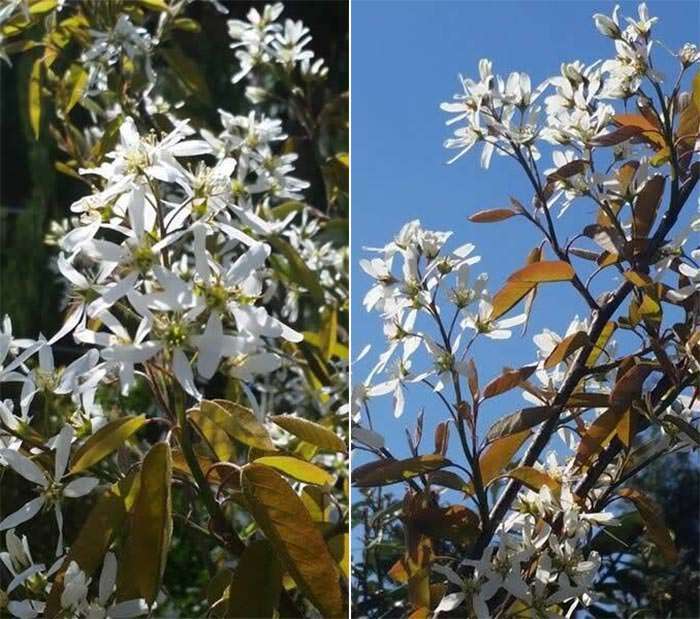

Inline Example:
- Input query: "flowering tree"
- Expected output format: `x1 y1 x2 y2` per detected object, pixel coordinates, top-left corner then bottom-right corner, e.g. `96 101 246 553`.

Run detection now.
352 4 698 618
0 1 348 617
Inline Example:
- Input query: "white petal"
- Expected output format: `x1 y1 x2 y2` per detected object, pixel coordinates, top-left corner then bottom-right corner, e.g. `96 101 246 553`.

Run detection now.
172 348 200 400
0 497 45 530
434 592 465 614
63 477 99 498
98 551 117 604
0 450 48 487
54 425 74 480
109 599 149 617
54 504 63 557
497 313 528 328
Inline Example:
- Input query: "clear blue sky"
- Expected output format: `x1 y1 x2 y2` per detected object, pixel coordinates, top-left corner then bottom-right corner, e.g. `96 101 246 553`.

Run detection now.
350 0 698 486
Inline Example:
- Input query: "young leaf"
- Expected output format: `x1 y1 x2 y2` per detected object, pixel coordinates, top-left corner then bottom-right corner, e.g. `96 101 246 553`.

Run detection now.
496 466 561 492
472 429 530 490
195 399 274 451
482 365 537 400
586 321 617 366
69 415 146 475
486 406 552 441
468 208 518 223
327 533 350 579
544 331 590 369
412 504 480 545
466 358 479 399
254 456 334 486
29 57 42 139
119 442 172 606
271 414 346 453
242 464 344 618
609 363 655 410
489 281 535 320
188 409 236 462
618 488 678 563
590 124 647 146
508 260 576 284
226 540 283 618
545 159 587 183
575 407 626 465
353 455 449 487
633 176 665 240
428 470 470 493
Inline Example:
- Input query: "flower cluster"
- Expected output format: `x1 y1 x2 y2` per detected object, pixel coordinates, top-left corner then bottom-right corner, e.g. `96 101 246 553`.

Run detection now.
80 14 155 95
354 219 530 422
51 114 305 403
440 3 699 170
228 2 328 84
435 462 617 617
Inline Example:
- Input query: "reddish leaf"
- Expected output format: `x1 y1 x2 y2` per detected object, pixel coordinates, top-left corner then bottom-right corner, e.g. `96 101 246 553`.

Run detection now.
633 176 665 239
469 208 518 223
353 455 449 487
482 365 537 400
544 331 590 370
618 488 678 563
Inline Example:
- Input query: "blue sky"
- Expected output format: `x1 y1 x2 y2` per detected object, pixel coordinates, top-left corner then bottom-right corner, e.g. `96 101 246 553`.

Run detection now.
350 0 698 497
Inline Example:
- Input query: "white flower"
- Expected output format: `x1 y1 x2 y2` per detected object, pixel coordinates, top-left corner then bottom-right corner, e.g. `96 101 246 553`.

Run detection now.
461 299 526 340
61 554 147 619
593 5 622 38
668 249 700 300
679 43 700 67
0 425 99 555
433 551 499 618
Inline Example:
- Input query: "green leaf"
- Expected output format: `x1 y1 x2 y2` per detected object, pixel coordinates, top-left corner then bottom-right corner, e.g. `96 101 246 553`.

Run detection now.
586 321 617 366
242 464 344 618
267 236 325 302
319 306 338 361
138 0 170 11
162 46 211 103
353 455 449 488
30 0 59 12
173 17 201 32
194 399 274 451
226 540 283 618
188 409 235 461
254 456 333 486
69 415 146 475
118 442 172 605
29 57 42 139
271 415 345 453
64 63 88 114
